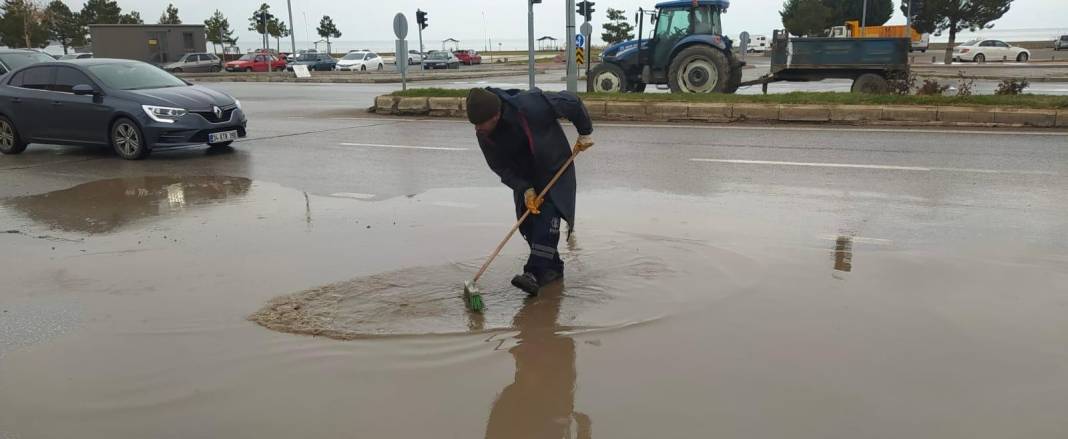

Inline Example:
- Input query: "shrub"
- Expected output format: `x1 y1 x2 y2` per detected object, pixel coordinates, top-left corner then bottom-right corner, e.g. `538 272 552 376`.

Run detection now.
916 79 950 96
994 78 1030 96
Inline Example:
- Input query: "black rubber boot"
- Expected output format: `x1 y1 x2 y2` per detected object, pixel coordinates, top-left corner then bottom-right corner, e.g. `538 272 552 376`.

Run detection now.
511 272 540 295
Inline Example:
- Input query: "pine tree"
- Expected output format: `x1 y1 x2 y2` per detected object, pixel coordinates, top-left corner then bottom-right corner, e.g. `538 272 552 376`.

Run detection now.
600 8 633 45
45 0 86 54
0 0 49 48
204 10 233 55
79 0 121 25
780 0 834 36
903 0 1013 64
317 15 341 54
158 3 180 24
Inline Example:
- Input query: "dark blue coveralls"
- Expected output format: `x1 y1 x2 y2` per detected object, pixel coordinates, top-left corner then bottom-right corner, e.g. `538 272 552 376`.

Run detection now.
475 88 593 280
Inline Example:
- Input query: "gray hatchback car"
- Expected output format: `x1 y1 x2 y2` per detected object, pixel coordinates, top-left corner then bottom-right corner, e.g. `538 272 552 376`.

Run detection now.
163 53 223 73
1056 35 1068 51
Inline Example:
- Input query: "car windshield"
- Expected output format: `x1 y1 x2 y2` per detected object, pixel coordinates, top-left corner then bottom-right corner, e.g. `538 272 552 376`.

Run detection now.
1061 36 1068 41
0 52 55 70
88 62 188 90
342 52 367 60
237 54 256 61
296 54 318 61
429 52 450 60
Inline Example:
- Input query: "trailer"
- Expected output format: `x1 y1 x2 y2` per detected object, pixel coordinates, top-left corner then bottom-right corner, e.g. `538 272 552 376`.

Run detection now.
740 30 910 94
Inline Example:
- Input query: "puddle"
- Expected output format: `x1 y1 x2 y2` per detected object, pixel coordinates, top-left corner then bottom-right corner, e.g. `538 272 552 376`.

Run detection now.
1 176 251 234
249 231 751 338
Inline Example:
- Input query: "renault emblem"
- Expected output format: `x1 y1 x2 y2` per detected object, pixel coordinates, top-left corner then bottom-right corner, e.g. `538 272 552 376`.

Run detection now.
213 106 223 119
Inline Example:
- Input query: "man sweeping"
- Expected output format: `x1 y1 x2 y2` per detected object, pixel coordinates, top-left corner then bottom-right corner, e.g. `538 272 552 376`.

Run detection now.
466 87 594 295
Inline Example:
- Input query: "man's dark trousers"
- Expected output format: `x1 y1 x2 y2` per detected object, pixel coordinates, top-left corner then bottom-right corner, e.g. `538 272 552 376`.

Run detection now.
519 197 564 278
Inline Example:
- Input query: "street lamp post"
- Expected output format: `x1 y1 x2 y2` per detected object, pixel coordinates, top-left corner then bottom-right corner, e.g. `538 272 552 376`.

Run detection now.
528 0 536 89
286 0 296 54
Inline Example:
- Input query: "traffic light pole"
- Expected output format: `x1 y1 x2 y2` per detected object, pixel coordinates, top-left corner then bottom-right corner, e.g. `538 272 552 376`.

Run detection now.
528 1 536 90
565 0 577 93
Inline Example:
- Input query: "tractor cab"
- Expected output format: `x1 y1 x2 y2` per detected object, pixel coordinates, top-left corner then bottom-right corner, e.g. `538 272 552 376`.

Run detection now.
592 0 742 94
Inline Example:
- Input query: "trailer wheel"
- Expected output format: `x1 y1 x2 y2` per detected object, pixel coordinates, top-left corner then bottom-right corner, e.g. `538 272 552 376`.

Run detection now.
668 46 732 93
851 73 890 94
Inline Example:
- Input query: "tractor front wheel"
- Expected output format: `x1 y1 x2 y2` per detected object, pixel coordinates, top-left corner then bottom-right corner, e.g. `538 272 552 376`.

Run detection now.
668 45 731 94
589 63 628 93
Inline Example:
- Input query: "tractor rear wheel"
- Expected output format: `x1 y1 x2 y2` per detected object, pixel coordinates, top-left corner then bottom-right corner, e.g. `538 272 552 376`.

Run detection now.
668 45 731 94
724 55 743 94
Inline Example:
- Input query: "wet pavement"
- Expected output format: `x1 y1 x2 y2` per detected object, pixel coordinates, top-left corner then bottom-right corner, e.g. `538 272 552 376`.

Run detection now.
2 87 1068 438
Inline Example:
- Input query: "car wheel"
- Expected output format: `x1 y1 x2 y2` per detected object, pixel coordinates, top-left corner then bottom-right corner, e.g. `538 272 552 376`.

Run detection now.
245 67 253 72
361 65 367 71
377 63 383 71
209 65 221 72
173 67 183 73
408 57 413 65
974 53 985 63
111 118 149 160
0 116 27 155
1017 52 1029 62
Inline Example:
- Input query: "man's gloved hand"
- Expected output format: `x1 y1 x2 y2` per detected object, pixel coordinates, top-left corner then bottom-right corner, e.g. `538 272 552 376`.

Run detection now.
524 188 543 215
575 135 594 152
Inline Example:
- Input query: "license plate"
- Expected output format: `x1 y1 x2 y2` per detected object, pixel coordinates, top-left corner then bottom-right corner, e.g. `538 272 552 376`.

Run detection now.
209 130 238 143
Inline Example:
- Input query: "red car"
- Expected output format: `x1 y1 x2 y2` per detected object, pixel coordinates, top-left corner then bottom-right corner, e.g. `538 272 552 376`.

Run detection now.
224 53 287 72
453 50 482 65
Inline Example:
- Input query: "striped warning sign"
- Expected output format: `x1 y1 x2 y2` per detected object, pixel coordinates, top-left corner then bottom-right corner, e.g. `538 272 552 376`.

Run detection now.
576 47 585 65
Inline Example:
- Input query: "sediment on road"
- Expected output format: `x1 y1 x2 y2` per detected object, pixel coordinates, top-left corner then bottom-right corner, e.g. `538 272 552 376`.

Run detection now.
372 91 1068 128
177 68 547 84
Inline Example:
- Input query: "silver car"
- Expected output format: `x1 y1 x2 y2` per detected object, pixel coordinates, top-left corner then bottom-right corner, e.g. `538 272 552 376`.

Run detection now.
163 53 223 73
1056 35 1068 51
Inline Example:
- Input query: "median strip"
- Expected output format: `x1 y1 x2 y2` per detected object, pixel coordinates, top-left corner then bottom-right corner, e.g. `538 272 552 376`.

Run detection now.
372 90 1068 128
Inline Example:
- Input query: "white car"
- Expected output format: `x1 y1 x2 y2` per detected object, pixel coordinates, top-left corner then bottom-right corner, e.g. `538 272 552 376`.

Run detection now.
406 50 425 65
952 39 1030 63
336 51 384 72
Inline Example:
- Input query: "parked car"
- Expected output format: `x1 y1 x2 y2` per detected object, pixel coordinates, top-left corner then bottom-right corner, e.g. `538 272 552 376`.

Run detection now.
59 53 93 60
336 51 384 71
286 53 337 71
1055 35 1068 51
423 51 460 70
0 59 247 160
406 50 425 65
224 53 286 72
453 49 482 65
952 39 1030 63
0 49 55 76
163 53 222 73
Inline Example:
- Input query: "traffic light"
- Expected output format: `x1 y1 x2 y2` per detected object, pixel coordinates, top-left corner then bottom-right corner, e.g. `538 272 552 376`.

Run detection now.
416 9 428 30
577 1 595 21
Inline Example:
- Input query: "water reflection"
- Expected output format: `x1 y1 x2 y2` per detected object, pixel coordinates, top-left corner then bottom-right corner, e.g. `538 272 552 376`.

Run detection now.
2 176 251 234
484 283 592 439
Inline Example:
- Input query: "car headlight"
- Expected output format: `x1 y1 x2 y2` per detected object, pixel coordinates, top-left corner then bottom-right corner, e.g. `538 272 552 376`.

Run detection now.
233 99 242 110
142 105 187 123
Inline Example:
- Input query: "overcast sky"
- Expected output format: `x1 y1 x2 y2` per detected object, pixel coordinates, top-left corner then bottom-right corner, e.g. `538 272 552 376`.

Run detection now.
60 0 1066 47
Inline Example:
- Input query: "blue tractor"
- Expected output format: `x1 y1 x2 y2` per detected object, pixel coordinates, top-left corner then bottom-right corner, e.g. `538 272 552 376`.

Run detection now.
590 0 743 94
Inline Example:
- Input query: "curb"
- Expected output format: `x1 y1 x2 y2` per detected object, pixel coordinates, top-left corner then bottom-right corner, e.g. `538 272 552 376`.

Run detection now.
372 95 1068 128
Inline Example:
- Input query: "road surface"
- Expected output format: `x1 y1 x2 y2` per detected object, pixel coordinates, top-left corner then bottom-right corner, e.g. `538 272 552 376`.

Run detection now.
2 83 1067 439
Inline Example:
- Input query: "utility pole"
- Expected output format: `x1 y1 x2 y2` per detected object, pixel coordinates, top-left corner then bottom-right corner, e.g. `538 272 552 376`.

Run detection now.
286 0 296 54
861 0 868 28
528 0 539 90
565 0 577 92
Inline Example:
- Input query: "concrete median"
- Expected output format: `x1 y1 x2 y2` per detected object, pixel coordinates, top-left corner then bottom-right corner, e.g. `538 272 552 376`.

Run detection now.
372 95 1067 128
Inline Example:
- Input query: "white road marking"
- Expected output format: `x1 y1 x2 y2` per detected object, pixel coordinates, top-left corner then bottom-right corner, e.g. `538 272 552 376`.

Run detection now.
338 142 469 151
330 192 376 200
690 158 1058 175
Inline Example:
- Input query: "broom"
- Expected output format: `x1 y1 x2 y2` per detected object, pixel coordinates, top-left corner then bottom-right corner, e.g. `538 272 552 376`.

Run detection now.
464 146 582 312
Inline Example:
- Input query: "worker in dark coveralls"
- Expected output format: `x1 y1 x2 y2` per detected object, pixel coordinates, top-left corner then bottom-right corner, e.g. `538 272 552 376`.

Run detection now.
466 87 594 295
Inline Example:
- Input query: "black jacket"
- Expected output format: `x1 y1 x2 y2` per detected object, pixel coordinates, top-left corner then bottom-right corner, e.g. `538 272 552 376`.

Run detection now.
476 88 593 226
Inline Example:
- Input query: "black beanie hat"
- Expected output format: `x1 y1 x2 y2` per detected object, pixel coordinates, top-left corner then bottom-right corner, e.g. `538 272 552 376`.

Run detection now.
466 88 501 124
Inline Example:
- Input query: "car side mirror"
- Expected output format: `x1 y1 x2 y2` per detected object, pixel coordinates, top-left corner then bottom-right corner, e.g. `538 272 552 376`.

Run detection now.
72 84 97 96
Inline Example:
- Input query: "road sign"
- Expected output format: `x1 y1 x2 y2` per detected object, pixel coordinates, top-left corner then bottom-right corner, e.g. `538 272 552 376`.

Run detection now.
393 13 408 40
293 64 311 78
580 22 592 37
575 34 586 49
576 47 585 65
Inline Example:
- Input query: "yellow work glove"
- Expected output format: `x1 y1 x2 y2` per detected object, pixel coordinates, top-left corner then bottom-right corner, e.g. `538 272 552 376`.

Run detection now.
524 188 543 215
575 134 595 152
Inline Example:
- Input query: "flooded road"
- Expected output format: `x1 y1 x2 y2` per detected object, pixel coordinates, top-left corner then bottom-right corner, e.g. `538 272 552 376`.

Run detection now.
3 96 1068 437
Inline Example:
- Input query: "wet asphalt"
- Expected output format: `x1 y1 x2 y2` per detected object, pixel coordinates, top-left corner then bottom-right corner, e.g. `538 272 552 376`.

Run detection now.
2 81 1068 438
